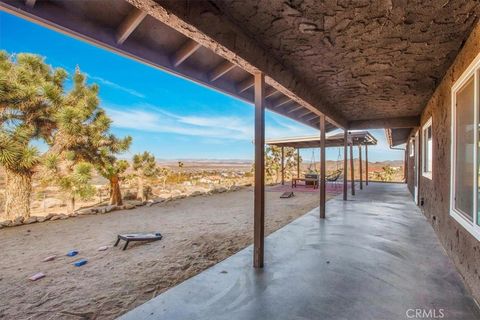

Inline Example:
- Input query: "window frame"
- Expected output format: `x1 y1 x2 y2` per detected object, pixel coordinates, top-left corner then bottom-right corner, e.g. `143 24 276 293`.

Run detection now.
421 118 433 179
450 52 480 241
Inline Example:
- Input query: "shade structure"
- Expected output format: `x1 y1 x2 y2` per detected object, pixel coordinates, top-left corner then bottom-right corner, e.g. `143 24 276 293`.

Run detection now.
266 131 377 149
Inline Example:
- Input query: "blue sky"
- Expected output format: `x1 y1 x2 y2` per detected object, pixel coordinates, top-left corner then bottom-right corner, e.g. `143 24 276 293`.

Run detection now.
0 12 403 162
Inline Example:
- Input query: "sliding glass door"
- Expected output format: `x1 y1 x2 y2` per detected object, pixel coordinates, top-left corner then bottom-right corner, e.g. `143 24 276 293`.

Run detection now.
454 77 475 221
451 54 480 240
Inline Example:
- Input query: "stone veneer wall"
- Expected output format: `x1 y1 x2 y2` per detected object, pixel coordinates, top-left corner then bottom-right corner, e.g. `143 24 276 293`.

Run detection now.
406 22 480 302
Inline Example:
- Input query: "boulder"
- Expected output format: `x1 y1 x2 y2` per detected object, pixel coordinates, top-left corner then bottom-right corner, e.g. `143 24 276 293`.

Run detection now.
124 203 135 210
11 216 24 226
24 216 38 224
96 205 116 214
190 190 204 197
127 200 143 207
77 208 94 215
153 197 167 203
43 198 64 209
172 194 187 201
0 219 11 227
37 213 54 222
50 214 67 221
214 187 228 193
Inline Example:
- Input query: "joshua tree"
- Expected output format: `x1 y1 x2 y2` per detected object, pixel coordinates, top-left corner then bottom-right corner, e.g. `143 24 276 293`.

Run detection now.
42 154 95 213
0 52 66 220
158 167 173 190
372 165 399 182
47 67 132 209
265 146 298 183
0 52 131 219
133 151 159 201
97 159 129 206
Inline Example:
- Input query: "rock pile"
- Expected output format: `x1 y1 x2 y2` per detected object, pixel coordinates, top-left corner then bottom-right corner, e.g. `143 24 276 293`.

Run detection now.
0 185 243 229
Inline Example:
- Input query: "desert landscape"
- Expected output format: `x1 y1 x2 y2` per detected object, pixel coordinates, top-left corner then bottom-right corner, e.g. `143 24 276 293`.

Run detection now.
0 158 403 227
0 157 402 319
0 184 327 319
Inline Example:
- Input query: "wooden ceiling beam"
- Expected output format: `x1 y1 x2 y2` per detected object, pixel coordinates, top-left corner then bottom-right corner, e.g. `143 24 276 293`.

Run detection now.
25 0 35 8
272 96 291 109
304 113 319 121
209 60 235 82
297 110 314 119
237 76 254 93
173 39 202 67
265 87 277 98
116 7 147 45
286 105 304 114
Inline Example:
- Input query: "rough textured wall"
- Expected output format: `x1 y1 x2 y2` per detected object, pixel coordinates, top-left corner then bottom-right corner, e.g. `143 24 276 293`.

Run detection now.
416 22 480 302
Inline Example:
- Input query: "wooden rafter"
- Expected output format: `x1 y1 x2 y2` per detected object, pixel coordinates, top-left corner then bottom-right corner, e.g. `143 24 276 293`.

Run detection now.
272 96 291 109
25 0 35 8
116 7 147 45
173 39 201 67
265 87 278 98
237 76 254 93
209 60 235 82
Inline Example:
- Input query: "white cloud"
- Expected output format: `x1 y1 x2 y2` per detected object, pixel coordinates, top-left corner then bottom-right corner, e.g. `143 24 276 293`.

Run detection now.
265 116 318 139
105 104 318 142
87 75 145 98
106 106 252 140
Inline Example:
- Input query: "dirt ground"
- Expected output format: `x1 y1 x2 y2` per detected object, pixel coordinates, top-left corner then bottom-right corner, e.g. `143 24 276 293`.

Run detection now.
0 187 329 320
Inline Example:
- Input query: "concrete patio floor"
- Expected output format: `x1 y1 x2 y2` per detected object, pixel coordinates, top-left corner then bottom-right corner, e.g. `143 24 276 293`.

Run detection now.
120 183 480 320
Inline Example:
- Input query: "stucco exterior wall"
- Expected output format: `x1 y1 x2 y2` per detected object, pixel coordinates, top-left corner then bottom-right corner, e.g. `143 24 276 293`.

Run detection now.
406 22 480 302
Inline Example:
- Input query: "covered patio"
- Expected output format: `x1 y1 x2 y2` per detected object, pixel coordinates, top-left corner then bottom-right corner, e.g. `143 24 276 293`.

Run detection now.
2 0 479 318
120 183 479 320
266 130 378 194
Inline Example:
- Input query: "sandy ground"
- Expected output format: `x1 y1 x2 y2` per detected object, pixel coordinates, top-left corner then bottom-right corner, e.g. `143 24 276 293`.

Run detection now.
0 187 330 320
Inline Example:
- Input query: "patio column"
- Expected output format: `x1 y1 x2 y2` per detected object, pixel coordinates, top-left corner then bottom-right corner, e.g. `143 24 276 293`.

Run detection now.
281 146 285 185
253 72 265 268
319 114 326 219
297 148 300 178
343 130 348 201
365 144 369 186
350 143 355 196
359 145 363 190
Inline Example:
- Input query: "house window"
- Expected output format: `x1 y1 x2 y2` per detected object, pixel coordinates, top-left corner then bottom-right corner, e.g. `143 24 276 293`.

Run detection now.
409 138 415 157
422 118 433 179
450 52 480 241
